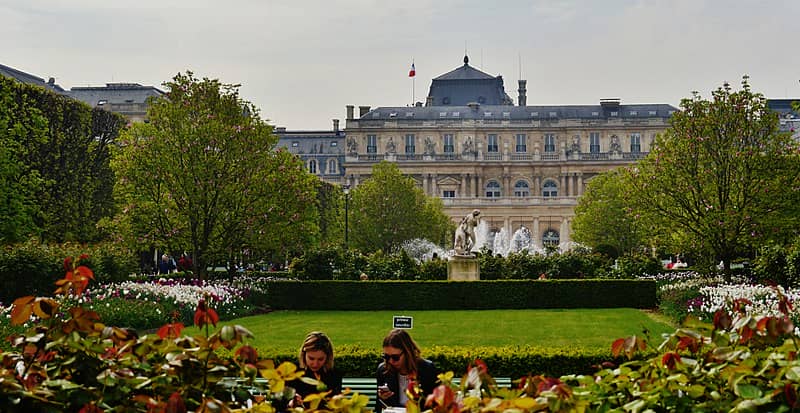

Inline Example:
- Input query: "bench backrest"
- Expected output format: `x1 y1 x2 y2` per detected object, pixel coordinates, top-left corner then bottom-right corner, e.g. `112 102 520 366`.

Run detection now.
341 377 513 410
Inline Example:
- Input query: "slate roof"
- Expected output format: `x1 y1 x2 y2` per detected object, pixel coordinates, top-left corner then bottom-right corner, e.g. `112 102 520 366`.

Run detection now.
0 63 65 92
768 99 800 118
275 130 345 155
67 83 164 106
426 55 513 106
361 103 678 121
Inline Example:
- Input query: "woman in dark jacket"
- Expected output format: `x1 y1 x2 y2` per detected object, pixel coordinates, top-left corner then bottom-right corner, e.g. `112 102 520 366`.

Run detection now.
287 331 342 407
375 329 438 413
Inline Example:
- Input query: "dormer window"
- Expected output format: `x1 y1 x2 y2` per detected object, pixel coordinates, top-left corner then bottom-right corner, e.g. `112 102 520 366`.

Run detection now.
405 112 414 117
592 111 599 116
502 112 510 118
97 100 107 105
629 111 637 116
439 112 447 118
484 112 492 117
452 112 460 117
610 111 618 117
649 110 657 116
389 112 397 118
549 112 557 117
531 112 538 117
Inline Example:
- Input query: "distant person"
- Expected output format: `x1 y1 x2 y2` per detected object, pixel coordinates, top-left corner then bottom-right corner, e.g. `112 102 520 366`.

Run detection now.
177 253 193 272
287 332 342 407
375 329 438 413
157 254 175 275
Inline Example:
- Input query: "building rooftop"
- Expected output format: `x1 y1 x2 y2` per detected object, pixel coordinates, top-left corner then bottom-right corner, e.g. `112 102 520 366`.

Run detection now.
0 63 65 92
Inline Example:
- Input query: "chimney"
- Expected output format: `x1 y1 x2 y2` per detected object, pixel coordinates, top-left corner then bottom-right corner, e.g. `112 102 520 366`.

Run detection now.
359 106 371 117
518 80 527 106
346 105 354 120
425 96 434 106
415 101 423 107
275 127 286 133
333 119 339 132
48 77 56 85
600 98 621 109
467 102 480 111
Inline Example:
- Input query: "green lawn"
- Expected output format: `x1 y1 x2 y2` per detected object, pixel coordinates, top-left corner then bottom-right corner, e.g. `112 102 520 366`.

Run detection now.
189 308 675 351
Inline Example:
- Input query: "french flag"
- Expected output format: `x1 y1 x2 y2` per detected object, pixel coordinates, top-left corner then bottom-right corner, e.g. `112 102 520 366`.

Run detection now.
408 62 415 78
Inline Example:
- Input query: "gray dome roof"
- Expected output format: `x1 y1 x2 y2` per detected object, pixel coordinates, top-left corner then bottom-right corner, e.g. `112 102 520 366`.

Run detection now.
426 55 513 106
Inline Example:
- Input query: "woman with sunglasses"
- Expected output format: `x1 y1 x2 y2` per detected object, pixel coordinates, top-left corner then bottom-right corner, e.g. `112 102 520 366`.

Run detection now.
375 329 438 412
288 331 342 407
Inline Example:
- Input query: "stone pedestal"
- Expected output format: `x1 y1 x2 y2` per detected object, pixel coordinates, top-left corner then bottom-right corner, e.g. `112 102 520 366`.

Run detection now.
447 256 480 281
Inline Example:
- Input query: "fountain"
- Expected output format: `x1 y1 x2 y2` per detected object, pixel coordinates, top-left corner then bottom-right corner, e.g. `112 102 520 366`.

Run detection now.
400 238 448 262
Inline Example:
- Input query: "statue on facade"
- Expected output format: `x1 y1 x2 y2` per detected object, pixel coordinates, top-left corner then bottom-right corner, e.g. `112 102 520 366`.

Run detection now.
385 137 396 154
346 137 358 155
461 137 476 156
424 137 436 155
569 135 581 154
609 135 621 154
453 209 481 256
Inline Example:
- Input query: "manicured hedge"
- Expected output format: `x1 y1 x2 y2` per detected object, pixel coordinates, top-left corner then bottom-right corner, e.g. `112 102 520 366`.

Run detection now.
260 345 620 378
261 279 656 310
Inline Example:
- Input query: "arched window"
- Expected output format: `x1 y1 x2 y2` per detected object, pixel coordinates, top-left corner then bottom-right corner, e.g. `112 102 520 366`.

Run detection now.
513 180 530 197
542 180 558 197
485 180 501 198
327 158 337 174
542 229 560 247
308 159 317 174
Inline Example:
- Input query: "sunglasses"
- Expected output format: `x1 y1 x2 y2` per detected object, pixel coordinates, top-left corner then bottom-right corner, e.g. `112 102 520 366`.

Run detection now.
382 353 402 362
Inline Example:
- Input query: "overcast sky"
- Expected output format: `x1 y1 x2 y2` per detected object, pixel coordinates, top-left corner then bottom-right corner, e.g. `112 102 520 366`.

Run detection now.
3 0 799 130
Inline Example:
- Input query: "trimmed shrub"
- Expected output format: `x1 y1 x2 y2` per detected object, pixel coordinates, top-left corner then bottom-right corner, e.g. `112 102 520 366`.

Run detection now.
260 345 617 379
260 280 657 310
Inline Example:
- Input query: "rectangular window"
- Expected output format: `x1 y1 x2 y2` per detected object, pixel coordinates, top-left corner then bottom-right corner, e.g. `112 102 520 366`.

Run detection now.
630 133 641 152
443 134 454 153
367 135 377 154
515 134 526 152
442 190 455 198
487 134 499 153
405 134 415 154
589 132 600 153
544 133 556 153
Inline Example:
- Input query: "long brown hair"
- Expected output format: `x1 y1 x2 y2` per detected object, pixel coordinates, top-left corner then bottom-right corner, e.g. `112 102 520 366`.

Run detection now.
382 329 422 375
298 331 334 372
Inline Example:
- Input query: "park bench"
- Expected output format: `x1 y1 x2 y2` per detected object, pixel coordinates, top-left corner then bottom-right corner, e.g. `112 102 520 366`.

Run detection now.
341 376 513 410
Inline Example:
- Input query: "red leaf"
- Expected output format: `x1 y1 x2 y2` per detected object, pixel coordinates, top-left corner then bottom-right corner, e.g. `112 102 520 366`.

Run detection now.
611 338 625 358
661 352 681 370
10 296 35 326
157 323 185 339
166 392 187 413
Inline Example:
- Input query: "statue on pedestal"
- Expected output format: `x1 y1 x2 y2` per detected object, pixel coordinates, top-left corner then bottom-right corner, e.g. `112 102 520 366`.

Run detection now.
453 209 481 256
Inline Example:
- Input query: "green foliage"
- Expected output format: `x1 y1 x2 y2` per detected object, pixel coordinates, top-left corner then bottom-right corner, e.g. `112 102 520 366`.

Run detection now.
0 76 122 243
0 256 371 412
610 253 663 279
573 168 648 254
753 238 800 288
85 297 171 330
261 344 614 378
111 71 320 277
348 161 453 253
0 239 138 303
261 280 657 310
626 77 800 272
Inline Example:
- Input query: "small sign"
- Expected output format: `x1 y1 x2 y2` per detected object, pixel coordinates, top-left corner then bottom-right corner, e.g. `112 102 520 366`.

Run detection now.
393 316 413 329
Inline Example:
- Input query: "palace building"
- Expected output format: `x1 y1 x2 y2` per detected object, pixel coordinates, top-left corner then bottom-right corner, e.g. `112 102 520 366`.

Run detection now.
338 55 678 248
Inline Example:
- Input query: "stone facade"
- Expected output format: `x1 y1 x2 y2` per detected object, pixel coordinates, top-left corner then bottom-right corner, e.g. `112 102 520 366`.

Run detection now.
339 57 678 248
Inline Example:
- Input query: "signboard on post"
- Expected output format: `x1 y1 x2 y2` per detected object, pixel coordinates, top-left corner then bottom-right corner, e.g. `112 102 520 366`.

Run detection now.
393 316 413 329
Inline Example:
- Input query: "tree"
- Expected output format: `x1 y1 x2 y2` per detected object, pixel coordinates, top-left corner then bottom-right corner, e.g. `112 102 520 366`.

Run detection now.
112 72 319 277
0 78 44 243
626 77 800 273
572 168 648 256
348 161 453 253
0 76 123 243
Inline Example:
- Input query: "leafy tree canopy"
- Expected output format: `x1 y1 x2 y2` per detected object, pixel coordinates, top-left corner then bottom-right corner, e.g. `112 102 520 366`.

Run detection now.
111 72 320 276
348 161 453 253
625 76 800 271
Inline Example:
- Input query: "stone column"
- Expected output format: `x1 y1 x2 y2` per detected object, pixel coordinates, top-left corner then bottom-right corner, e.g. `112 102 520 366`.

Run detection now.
477 175 484 197
431 174 438 196
577 172 584 196
460 174 467 197
560 174 566 196
422 174 429 195
534 176 541 196
533 217 541 249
